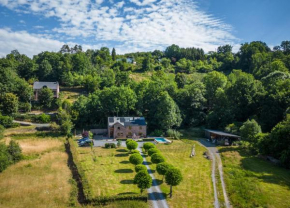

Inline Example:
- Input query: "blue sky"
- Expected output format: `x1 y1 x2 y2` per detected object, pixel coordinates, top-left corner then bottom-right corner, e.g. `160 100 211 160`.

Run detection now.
0 0 289 57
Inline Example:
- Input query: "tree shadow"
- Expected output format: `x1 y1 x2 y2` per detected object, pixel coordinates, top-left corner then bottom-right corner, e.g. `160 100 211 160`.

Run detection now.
118 192 138 195
143 161 152 165
115 153 129 157
152 179 163 186
120 179 134 184
115 169 134 173
120 160 130 164
116 149 127 152
148 192 167 200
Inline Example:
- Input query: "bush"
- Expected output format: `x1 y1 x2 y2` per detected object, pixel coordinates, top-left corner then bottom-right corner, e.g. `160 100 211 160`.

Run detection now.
36 113 51 123
19 102 31 113
50 122 60 132
105 143 116 149
129 153 143 165
150 129 163 137
151 153 165 164
126 140 138 152
148 148 160 156
135 164 147 173
143 142 155 153
166 129 182 140
0 143 11 172
117 140 122 148
7 140 22 163
0 114 14 128
240 119 261 142
131 150 140 154
126 139 134 145
0 125 4 139
156 162 173 180
165 167 183 198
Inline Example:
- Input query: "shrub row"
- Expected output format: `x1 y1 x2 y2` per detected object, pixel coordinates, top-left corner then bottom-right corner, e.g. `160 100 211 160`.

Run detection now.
90 194 147 205
68 138 93 201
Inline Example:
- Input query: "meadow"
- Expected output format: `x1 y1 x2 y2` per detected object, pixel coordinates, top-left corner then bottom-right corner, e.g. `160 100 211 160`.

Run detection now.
0 127 73 208
219 147 290 208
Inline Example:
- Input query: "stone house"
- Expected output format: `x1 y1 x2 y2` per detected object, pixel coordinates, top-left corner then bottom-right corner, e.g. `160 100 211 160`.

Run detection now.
33 82 60 101
108 117 147 139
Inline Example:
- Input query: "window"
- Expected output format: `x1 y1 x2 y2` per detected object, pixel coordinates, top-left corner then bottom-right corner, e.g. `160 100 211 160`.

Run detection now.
118 127 120 130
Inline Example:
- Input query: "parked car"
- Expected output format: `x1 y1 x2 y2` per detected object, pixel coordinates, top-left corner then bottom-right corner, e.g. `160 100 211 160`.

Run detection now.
79 139 93 147
78 137 90 143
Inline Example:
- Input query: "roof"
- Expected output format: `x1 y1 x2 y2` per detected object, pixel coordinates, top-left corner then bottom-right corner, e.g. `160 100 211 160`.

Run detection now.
33 82 59 90
205 129 241 138
108 117 146 127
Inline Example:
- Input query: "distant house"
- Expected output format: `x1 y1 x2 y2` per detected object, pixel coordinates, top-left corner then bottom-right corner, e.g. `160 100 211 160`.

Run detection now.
204 129 241 145
33 81 60 101
108 117 147 139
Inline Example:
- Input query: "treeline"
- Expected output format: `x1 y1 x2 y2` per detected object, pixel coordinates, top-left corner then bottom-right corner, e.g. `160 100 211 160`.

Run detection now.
0 41 290 167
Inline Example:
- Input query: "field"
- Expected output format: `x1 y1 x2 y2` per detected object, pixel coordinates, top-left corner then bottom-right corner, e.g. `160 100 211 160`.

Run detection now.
0 127 73 208
75 143 142 197
219 147 290 208
150 140 214 208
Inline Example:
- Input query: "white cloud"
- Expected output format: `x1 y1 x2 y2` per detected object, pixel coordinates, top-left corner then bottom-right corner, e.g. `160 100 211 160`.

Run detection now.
0 0 239 56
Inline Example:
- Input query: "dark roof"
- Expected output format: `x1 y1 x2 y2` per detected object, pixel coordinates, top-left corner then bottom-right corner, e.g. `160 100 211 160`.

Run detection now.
33 82 59 90
108 117 146 127
205 129 241 138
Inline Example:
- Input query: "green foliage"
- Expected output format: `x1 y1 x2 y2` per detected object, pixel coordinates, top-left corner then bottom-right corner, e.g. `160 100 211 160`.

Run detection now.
7 140 22 163
131 150 140 154
58 110 73 136
0 93 18 115
38 87 54 108
166 129 182 139
135 164 147 173
240 119 262 142
133 170 152 193
150 129 164 137
36 113 51 123
126 140 138 152
0 114 14 128
148 148 160 156
165 167 183 197
0 143 11 172
143 142 155 152
105 143 116 149
0 125 4 139
129 153 143 165
156 162 173 179
151 153 165 164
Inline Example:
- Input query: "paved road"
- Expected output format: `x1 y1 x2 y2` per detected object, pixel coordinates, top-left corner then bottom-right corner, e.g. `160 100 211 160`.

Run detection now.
13 120 50 127
199 139 231 208
137 146 169 208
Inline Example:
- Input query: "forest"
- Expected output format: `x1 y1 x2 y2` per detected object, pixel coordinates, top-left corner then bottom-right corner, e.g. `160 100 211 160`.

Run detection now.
0 41 289 168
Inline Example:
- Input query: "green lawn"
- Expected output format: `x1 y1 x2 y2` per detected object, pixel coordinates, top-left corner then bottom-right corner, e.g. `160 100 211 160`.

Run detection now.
219 147 290 208
76 145 142 198
149 140 214 208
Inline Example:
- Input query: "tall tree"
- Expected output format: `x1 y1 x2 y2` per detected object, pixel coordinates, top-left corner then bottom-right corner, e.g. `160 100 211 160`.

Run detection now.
111 48 116 61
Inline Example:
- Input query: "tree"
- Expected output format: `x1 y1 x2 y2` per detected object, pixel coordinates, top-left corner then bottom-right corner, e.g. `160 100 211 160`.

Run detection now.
58 109 74 136
143 142 155 153
111 48 116 61
0 125 4 139
148 148 160 156
156 162 173 181
151 153 165 164
7 140 22 163
135 164 147 172
38 87 54 108
240 119 262 142
165 167 183 198
129 153 143 165
142 54 153 71
175 73 187 88
134 170 152 193
0 93 18 115
0 143 11 172
126 140 138 152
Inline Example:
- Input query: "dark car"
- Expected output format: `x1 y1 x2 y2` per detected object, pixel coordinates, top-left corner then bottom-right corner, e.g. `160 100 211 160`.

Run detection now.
78 137 90 143
79 139 93 147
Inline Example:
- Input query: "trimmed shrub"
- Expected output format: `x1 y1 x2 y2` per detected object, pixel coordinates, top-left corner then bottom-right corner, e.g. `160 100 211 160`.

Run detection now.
135 164 147 173
117 140 122 148
7 140 22 163
126 139 134 145
148 148 160 156
165 167 183 198
105 143 116 149
126 140 138 152
143 142 155 153
129 153 143 165
131 150 140 154
134 170 152 193
156 162 173 180
151 153 165 164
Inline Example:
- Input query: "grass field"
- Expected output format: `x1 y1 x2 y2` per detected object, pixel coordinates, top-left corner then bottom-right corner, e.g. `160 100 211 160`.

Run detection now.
219 147 290 208
149 140 214 208
0 128 73 208
76 145 142 197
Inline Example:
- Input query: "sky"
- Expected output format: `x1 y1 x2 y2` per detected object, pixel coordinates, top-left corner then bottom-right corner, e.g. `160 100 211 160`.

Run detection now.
0 0 289 57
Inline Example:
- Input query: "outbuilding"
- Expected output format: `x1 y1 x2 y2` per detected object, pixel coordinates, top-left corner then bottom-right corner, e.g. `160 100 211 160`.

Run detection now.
204 129 241 145
33 81 60 101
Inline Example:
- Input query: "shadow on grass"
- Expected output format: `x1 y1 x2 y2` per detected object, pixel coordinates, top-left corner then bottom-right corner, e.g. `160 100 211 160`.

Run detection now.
152 179 163 186
115 153 129 157
148 192 167 200
120 160 130 164
115 169 134 173
120 179 134 184
118 192 138 195
116 149 127 152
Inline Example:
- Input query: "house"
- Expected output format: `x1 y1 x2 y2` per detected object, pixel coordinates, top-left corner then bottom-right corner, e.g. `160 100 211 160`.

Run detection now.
204 129 241 145
108 117 147 139
33 81 60 101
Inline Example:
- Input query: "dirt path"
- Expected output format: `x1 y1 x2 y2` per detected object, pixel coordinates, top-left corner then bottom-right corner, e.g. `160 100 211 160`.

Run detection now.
13 120 50 127
199 139 231 208
137 147 169 208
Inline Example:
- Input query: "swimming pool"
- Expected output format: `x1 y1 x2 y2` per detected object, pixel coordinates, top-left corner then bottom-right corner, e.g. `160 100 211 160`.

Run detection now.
155 138 171 143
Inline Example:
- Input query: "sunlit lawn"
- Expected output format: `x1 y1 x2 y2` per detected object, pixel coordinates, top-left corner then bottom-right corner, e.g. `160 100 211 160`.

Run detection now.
219 146 290 208
76 145 142 197
149 140 214 208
